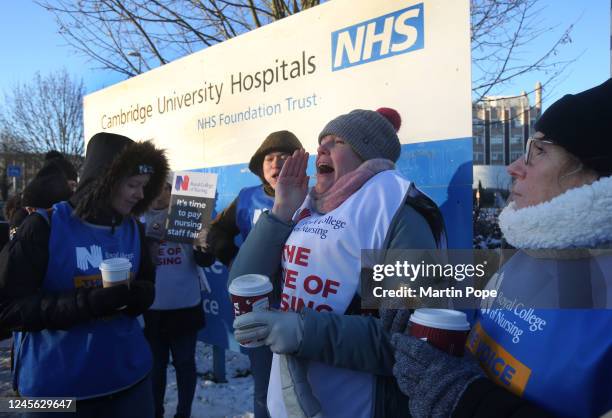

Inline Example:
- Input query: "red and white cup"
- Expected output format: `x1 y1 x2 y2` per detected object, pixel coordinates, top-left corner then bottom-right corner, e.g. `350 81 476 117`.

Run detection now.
229 274 273 348
409 308 470 357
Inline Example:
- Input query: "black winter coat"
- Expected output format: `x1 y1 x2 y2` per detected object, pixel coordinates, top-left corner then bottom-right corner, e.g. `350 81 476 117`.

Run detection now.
0 212 155 333
0 134 168 336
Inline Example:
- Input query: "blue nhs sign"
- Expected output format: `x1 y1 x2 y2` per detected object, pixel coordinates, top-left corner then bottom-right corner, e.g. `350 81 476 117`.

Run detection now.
331 3 424 71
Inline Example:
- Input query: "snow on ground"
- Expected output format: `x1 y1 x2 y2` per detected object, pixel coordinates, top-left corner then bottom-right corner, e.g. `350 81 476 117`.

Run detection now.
0 339 18 418
0 339 254 418
0 339 12 395
162 342 254 418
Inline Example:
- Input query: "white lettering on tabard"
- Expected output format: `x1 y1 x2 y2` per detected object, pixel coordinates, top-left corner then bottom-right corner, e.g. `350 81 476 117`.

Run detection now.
75 245 103 271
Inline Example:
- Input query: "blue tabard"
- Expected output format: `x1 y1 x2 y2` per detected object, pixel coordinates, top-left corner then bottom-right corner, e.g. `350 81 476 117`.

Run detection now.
235 185 273 242
467 252 612 418
13 201 152 399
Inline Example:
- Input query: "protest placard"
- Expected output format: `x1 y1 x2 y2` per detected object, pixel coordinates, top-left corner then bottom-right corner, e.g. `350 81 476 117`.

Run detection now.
83 0 471 350
165 171 217 244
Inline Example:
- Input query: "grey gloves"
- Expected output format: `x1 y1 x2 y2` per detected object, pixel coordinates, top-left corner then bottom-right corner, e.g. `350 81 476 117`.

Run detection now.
380 308 412 334
233 310 304 354
234 311 320 417
391 333 484 418
234 311 319 416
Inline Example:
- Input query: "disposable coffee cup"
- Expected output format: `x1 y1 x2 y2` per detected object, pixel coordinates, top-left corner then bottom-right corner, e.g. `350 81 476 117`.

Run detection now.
409 308 470 357
99 258 132 288
229 274 273 348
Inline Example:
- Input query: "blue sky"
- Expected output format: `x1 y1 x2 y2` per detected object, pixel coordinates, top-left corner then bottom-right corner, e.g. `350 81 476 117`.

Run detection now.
0 1 124 94
0 0 609 109
483 0 611 105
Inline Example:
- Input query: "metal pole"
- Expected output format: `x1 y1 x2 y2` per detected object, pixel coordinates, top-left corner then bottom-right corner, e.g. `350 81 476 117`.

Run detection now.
212 345 227 383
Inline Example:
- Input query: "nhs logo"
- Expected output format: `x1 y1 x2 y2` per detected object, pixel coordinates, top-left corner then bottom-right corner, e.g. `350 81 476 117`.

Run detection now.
331 3 424 71
76 245 103 271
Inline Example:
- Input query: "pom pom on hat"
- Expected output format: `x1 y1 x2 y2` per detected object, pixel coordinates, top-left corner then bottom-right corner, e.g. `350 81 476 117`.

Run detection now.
376 107 402 132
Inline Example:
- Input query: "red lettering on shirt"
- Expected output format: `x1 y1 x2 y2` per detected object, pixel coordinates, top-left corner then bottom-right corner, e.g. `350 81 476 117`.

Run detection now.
285 269 298 290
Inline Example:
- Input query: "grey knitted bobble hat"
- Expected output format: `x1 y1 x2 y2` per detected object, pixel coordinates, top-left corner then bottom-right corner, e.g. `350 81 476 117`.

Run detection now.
318 107 402 162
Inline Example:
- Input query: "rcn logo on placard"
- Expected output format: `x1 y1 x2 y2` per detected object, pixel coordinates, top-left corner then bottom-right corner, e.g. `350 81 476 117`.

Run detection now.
76 245 103 271
331 3 424 71
175 175 190 191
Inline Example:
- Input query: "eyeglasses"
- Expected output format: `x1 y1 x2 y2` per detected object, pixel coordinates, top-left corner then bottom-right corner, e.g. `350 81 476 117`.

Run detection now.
524 137 554 165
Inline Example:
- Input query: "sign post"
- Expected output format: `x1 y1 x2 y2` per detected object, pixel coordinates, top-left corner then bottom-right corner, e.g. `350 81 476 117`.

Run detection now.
83 0 472 351
7 165 21 178
7 165 21 194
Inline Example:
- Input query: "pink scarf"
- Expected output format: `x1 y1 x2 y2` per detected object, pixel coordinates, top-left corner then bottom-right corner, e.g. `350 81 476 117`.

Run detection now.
308 158 395 214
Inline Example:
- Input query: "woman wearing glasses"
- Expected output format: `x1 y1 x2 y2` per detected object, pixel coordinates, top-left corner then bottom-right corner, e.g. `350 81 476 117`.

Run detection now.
392 79 612 418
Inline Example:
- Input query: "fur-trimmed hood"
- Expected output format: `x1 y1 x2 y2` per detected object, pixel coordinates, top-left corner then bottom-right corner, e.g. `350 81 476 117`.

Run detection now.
499 175 612 249
71 132 169 223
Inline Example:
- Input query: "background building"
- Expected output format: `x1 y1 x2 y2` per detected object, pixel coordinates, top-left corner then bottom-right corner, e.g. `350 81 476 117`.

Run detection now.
0 148 82 201
471 82 543 210
473 82 542 166
0 151 47 201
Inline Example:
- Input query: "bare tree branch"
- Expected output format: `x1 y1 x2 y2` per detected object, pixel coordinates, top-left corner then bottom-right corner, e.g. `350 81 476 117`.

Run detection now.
246 0 263 27
471 0 575 102
36 0 321 76
109 0 169 65
0 69 85 164
36 0 573 107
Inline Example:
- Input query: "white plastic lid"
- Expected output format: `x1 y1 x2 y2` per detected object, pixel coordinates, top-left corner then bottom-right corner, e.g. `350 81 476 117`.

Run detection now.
99 258 132 272
409 308 470 331
229 274 273 297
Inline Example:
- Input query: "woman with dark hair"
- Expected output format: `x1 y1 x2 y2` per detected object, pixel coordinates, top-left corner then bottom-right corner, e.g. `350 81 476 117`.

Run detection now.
0 132 169 417
391 79 612 418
